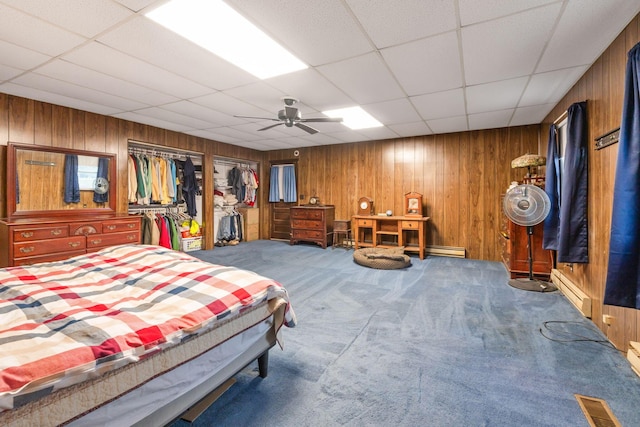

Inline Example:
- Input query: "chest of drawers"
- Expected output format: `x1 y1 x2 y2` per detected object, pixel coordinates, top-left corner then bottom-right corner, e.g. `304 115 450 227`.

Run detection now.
290 206 335 249
0 215 141 267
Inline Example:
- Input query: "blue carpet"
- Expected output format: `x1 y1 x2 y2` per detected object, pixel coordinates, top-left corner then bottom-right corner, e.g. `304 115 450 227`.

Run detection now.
170 240 640 426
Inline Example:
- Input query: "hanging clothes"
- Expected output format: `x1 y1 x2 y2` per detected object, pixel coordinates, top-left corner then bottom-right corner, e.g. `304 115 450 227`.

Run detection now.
182 156 198 217
604 41 640 309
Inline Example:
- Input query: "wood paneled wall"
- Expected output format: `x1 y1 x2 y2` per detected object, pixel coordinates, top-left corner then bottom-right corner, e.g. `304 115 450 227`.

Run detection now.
266 126 538 261
541 15 640 351
0 93 266 249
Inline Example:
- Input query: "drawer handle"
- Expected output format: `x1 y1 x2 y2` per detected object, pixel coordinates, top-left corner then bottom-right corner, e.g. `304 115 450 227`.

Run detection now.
500 231 509 240
51 229 62 236
127 234 137 241
106 225 117 231
19 246 35 253
20 232 34 238
127 223 135 229
91 239 102 245
69 242 81 248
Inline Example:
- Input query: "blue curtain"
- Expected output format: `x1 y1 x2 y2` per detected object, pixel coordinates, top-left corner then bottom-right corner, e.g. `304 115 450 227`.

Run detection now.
269 166 280 202
282 165 297 203
269 165 297 203
557 101 588 263
64 154 80 203
604 42 640 309
93 157 109 203
543 124 560 250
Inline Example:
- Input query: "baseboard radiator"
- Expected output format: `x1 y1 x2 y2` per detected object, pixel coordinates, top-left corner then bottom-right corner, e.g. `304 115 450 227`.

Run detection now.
628 342 640 377
550 269 592 318
425 245 466 258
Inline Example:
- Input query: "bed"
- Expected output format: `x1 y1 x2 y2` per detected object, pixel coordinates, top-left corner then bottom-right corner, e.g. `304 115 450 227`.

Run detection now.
0 244 296 427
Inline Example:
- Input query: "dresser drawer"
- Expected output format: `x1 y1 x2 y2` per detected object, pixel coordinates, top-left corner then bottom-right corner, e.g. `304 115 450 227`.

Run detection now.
70 223 102 235
401 220 420 230
13 250 87 266
87 231 140 248
291 209 323 220
291 219 322 229
14 236 86 259
13 225 68 242
292 229 324 240
102 219 140 233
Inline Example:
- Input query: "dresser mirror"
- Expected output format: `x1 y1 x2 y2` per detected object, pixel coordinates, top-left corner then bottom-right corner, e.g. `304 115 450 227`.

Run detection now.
7 142 116 219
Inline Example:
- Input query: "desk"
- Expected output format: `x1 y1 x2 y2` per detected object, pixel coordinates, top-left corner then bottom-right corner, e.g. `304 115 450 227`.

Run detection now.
352 215 430 260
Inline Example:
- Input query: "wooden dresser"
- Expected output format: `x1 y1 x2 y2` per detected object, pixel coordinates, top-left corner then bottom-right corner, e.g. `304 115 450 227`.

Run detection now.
352 215 430 259
0 215 141 267
290 205 335 249
500 215 553 279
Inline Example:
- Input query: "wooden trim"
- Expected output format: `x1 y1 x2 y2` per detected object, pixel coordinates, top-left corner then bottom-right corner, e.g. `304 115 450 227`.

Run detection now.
550 269 592 318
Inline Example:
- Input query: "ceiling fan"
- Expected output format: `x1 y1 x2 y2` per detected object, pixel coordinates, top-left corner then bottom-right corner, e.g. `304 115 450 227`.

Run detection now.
235 97 342 134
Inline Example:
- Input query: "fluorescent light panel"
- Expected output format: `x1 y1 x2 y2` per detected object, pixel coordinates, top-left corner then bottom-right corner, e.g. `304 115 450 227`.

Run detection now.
146 0 307 79
323 106 383 130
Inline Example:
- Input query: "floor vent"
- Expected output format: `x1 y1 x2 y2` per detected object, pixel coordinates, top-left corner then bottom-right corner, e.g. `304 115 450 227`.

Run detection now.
551 269 592 318
627 341 640 377
575 394 621 427
425 245 466 258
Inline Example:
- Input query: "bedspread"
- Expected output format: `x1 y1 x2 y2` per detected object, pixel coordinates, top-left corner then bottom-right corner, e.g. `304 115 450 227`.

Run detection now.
0 244 296 412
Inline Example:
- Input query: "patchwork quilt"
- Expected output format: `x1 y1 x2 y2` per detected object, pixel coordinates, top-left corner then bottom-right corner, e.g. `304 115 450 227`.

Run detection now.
0 244 296 412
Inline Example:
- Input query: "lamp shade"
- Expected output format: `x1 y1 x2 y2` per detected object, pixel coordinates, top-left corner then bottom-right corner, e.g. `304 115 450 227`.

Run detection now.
511 153 546 169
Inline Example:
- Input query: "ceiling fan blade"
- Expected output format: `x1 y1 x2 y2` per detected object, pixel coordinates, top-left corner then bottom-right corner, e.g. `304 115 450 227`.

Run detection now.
234 114 279 122
295 123 318 134
299 117 343 123
258 123 284 131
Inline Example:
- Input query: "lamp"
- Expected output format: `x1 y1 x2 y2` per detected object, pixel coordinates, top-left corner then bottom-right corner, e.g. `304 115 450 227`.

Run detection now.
511 153 546 185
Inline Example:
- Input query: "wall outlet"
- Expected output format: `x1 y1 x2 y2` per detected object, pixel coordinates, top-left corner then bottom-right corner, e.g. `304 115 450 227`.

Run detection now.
602 314 615 326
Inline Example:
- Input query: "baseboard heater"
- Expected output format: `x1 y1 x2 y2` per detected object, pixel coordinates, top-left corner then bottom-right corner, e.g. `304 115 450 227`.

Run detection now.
424 245 466 258
550 269 592 318
628 342 640 378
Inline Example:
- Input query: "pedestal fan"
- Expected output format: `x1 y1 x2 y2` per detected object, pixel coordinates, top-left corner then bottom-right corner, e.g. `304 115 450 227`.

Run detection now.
503 184 557 292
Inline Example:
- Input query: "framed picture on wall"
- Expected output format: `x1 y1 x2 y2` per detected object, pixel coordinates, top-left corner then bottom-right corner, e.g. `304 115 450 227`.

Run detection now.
404 192 423 217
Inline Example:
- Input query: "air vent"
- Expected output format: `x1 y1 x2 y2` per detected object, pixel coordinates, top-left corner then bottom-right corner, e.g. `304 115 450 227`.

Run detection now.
575 394 621 427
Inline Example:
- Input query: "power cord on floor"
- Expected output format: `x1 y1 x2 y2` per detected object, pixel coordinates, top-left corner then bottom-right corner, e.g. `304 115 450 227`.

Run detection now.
538 320 617 350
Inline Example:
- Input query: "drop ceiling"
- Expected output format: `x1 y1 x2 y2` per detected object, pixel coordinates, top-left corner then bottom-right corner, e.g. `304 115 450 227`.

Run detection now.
0 0 638 151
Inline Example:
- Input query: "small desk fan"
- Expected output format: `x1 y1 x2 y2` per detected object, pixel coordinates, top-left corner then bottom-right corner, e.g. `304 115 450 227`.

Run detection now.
503 184 556 292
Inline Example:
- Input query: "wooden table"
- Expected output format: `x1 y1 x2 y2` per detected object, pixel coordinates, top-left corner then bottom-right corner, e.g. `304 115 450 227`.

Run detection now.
352 215 430 260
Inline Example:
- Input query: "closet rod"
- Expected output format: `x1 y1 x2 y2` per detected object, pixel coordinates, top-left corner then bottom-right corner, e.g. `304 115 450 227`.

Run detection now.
128 139 203 159
215 155 257 167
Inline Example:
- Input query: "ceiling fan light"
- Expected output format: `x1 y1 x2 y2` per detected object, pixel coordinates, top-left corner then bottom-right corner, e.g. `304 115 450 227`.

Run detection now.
146 0 307 79
322 106 382 130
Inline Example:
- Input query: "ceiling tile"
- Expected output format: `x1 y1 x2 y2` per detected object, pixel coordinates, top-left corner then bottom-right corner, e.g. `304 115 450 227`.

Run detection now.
0 40 51 70
160 101 245 127
317 52 405 105
62 42 212 99
132 107 217 129
363 98 422 125
466 77 528 114
458 0 557 26
537 0 640 72
346 0 457 48
35 59 178 106
0 0 134 38
511 103 555 126
226 0 372 66
98 17 257 91
381 31 462 96
411 88 466 120
388 121 433 137
468 109 513 130
462 2 562 85
0 3 86 56
520 66 588 107
427 116 468 134
114 0 159 12
0 63 22 81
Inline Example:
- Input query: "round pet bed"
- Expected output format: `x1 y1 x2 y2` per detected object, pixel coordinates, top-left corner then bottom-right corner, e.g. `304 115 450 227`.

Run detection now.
353 247 411 270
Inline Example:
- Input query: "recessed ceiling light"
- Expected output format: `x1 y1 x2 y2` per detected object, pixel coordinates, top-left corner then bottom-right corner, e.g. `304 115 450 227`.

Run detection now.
323 106 383 130
146 0 307 79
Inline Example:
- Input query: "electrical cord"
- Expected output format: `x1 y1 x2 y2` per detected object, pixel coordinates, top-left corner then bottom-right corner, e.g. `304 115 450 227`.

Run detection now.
538 320 617 350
